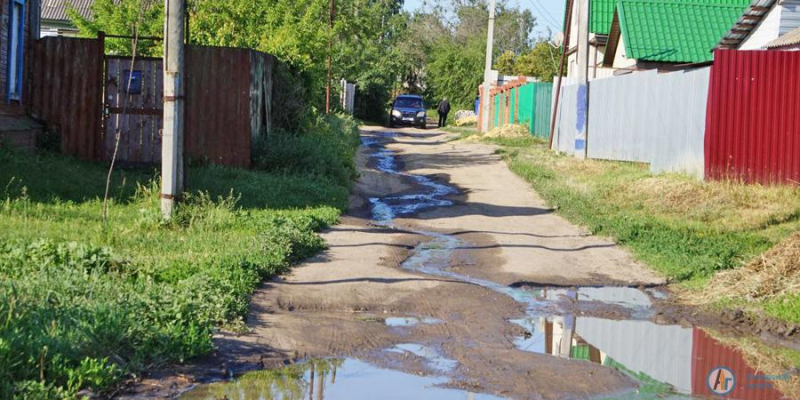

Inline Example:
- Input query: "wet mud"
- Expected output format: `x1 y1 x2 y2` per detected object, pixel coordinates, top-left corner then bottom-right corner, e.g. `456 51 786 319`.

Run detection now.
127 128 798 400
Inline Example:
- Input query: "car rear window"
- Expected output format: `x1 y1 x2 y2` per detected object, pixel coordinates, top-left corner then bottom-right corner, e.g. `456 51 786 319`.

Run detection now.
394 98 423 108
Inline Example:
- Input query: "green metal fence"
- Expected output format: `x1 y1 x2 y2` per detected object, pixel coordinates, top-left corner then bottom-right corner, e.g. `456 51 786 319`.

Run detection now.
490 81 553 138
532 83 553 138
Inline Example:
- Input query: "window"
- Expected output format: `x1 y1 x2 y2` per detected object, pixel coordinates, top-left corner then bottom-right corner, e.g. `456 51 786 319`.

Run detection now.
8 0 25 101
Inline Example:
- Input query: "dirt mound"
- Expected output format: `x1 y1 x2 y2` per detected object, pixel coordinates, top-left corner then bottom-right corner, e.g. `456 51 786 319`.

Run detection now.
701 232 800 302
454 115 477 127
464 124 530 141
484 124 529 138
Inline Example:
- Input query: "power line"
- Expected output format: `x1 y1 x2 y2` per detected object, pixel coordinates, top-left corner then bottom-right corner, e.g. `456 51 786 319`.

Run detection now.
525 0 562 32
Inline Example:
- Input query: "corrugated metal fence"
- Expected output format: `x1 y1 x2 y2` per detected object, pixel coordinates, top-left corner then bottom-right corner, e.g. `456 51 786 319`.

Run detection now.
486 79 553 138
550 50 799 184
553 68 710 178
705 49 800 185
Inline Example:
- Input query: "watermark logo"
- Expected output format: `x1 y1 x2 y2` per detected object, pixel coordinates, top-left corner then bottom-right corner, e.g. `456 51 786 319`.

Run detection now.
707 367 736 395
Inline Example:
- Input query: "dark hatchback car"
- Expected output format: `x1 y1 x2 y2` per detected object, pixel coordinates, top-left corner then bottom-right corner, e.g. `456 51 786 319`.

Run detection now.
389 95 426 129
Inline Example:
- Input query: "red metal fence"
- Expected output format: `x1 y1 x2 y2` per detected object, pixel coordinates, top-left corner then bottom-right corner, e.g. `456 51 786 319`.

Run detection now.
705 50 800 185
691 329 785 400
26 37 104 160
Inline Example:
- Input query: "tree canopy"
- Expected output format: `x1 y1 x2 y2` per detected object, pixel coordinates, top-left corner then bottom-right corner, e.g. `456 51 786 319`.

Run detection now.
71 0 553 118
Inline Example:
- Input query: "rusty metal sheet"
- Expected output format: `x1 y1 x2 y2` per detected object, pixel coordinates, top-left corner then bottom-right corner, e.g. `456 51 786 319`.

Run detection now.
705 49 800 185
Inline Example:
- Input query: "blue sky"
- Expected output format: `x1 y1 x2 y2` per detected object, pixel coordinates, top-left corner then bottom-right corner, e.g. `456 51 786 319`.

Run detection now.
402 0 565 39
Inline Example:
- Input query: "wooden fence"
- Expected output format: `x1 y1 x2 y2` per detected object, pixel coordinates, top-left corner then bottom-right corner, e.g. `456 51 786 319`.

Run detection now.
26 36 276 168
26 37 104 159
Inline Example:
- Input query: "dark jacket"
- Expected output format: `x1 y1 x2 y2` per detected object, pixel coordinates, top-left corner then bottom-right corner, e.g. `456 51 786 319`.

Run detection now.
437 99 451 114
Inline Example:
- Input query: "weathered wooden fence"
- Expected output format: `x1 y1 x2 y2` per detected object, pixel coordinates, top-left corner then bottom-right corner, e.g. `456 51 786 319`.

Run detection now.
705 50 800 185
185 46 274 168
26 37 104 159
27 36 275 168
104 56 163 165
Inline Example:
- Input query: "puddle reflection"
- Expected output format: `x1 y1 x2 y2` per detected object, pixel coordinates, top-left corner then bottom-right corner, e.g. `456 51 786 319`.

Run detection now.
179 358 504 400
385 316 442 327
512 316 791 400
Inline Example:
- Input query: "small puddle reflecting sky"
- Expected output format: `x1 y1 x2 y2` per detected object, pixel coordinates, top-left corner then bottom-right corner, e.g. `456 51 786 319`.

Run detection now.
180 133 790 400
180 358 504 400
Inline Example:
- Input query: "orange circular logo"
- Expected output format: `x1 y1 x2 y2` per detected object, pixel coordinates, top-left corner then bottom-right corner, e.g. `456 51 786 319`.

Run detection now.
707 367 736 395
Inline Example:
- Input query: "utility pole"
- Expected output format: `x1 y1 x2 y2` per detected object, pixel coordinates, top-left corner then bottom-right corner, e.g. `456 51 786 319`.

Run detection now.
480 0 497 133
326 0 335 114
162 0 186 220
574 0 590 159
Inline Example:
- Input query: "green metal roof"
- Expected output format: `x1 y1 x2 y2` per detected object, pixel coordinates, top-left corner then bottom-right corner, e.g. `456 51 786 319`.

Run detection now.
617 0 749 63
591 0 617 35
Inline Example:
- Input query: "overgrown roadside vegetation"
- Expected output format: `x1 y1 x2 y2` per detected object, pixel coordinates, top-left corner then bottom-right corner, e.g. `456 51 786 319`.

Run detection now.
449 125 800 326
0 115 360 399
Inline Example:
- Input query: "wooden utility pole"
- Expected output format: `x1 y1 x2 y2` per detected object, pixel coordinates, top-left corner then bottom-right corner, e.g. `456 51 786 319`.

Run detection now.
548 0 574 151
326 0 335 114
574 0 590 159
162 0 186 220
480 0 497 133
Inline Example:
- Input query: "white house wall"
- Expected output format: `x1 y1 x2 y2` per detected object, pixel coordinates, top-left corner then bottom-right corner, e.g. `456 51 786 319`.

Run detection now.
611 34 637 70
740 3 782 49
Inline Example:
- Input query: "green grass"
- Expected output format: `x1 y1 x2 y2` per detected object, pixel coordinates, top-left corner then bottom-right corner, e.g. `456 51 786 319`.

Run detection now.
0 115 360 398
763 294 800 325
485 139 799 296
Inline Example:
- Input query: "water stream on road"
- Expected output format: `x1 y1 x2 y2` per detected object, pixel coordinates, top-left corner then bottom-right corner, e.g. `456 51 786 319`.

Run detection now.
180 132 787 400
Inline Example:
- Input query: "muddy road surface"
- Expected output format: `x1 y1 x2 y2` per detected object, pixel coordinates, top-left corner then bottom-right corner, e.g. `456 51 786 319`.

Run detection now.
131 127 796 400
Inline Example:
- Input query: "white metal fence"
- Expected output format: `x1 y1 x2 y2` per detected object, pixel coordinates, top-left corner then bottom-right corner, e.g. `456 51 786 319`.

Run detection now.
552 67 710 178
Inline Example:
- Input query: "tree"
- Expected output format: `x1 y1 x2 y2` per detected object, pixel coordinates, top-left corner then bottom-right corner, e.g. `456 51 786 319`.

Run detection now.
398 0 538 109
513 41 561 82
494 50 516 75
72 0 406 122
69 0 163 56
425 36 485 109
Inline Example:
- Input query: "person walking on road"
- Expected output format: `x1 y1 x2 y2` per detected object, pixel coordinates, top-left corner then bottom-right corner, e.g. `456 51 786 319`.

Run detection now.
437 98 451 128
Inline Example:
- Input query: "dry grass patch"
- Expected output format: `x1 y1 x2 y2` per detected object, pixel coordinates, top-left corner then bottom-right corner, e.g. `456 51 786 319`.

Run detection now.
613 176 800 230
696 232 800 304
483 124 529 138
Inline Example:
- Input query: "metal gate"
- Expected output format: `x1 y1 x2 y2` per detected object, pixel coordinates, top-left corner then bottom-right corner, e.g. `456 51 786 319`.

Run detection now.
103 56 163 164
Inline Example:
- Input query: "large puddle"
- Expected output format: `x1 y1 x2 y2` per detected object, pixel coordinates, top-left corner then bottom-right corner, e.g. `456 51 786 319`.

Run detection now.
180 132 790 400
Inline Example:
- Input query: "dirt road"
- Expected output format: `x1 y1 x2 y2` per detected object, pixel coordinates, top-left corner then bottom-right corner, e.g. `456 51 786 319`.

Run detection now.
132 126 794 400
204 126 674 399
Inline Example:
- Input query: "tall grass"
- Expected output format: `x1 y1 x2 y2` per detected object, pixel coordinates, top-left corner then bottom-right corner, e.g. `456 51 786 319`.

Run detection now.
0 114 360 398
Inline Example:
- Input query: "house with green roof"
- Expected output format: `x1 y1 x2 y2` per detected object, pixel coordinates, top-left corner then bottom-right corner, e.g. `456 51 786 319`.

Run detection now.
564 0 750 78
716 0 800 50
563 0 620 80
